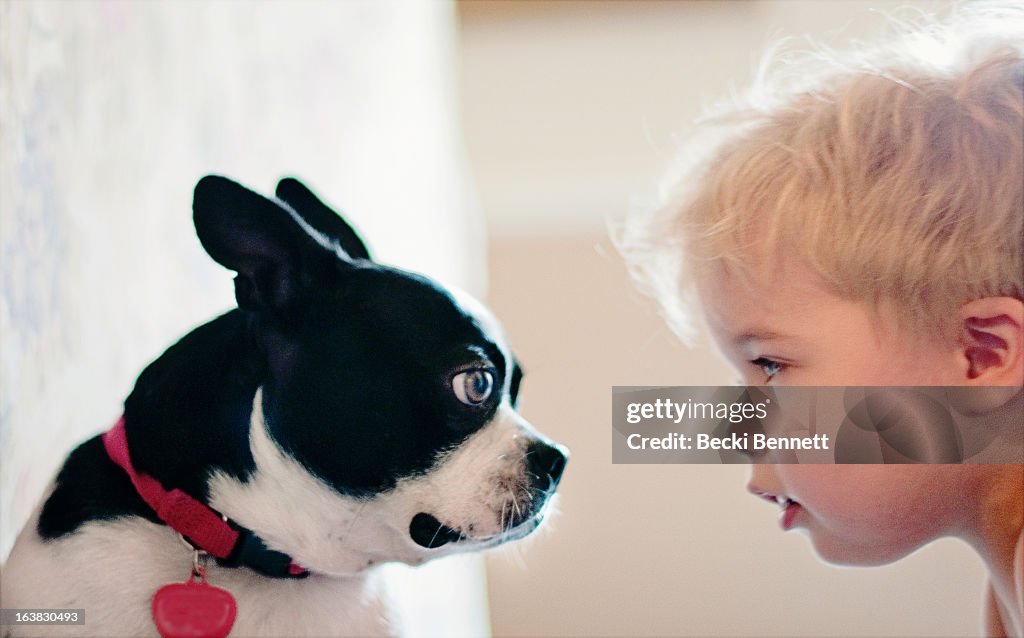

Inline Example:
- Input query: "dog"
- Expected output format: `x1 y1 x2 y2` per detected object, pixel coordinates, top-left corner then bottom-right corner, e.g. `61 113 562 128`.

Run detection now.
1 176 568 637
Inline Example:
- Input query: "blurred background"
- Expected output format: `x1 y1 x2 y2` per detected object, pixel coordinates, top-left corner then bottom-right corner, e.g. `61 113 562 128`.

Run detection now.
458 2 986 637
1 1 985 637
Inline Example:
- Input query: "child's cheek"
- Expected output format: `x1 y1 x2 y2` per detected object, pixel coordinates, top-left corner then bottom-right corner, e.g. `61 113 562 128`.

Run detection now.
784 467 933 531
780 467 884 518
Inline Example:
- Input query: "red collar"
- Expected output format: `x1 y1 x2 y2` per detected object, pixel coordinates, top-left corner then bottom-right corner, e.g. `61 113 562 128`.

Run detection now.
103 417 308 578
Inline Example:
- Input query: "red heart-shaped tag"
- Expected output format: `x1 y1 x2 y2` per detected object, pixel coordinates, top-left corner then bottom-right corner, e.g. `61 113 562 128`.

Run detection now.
152 579 237 638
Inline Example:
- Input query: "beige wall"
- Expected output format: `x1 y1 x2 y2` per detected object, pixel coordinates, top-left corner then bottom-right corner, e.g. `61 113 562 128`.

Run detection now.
482 236 985 637
458 0 949 237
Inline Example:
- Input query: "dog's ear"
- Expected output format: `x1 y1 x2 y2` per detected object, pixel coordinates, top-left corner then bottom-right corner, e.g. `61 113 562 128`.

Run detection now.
193 175 335 312
275 177 372 261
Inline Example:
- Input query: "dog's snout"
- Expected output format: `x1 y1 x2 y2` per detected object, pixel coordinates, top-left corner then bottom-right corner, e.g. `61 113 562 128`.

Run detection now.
526 441 568 489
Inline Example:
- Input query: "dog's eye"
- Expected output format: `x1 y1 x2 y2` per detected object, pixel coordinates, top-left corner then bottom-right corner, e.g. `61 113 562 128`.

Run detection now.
452 370 494 406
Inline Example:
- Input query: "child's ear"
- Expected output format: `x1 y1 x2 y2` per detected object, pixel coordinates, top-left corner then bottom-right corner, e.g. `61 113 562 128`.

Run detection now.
955 297 1024 386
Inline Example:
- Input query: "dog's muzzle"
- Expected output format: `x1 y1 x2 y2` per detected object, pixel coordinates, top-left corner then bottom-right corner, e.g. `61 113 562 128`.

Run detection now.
409 441 568 549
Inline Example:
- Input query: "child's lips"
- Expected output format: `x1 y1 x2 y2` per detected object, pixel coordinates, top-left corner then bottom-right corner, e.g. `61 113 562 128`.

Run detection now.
749 487 802 531
780 500 802 531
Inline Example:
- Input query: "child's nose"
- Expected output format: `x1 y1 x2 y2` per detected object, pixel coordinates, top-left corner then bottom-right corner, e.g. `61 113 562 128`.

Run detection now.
746 464 782 496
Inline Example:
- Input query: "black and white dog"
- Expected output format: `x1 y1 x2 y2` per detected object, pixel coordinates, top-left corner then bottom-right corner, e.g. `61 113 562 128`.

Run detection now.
1 176 567 637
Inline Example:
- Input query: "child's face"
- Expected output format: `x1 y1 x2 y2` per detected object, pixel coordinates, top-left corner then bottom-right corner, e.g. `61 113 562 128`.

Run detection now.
698 258 967 565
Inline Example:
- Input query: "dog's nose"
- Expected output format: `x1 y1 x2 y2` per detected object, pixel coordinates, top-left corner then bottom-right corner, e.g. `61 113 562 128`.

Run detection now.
526 441 568 489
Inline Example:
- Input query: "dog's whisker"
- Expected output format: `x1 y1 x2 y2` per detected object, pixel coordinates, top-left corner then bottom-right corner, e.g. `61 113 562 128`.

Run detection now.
341 500 369 540
427 521 446 549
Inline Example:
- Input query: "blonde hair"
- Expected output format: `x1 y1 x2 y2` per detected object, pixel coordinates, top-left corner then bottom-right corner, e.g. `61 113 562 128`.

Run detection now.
622 2 1024 343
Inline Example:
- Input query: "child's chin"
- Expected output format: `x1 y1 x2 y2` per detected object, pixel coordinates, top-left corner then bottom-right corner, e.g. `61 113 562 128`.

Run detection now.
808 532 914 567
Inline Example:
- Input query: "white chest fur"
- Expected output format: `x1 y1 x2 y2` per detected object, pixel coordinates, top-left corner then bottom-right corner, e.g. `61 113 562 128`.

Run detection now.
1 512 392 637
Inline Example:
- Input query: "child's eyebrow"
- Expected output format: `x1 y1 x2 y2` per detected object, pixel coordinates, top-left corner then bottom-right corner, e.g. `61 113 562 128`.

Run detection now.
733 330 796 348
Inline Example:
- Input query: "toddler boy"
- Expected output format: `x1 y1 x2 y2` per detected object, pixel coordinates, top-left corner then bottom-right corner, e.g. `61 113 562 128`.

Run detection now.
626 4 1023 634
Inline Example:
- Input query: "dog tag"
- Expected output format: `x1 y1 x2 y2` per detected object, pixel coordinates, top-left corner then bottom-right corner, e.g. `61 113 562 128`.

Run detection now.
152 571 237 638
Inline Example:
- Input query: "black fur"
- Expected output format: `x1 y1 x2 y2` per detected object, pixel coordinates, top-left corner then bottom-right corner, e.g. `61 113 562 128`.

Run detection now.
274 177 371 261
37 437 159 539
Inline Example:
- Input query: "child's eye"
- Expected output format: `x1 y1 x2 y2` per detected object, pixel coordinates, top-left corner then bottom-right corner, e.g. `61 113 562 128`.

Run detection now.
751 357 784 382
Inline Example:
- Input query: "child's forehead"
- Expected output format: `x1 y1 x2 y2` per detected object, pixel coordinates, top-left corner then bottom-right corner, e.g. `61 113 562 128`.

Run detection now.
694 255 904 348
695 260 812 349
696 256 827 317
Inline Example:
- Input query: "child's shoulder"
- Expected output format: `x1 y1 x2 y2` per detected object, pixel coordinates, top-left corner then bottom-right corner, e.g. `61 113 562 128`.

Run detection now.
1016 530 1023 633
987 530 1023 637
